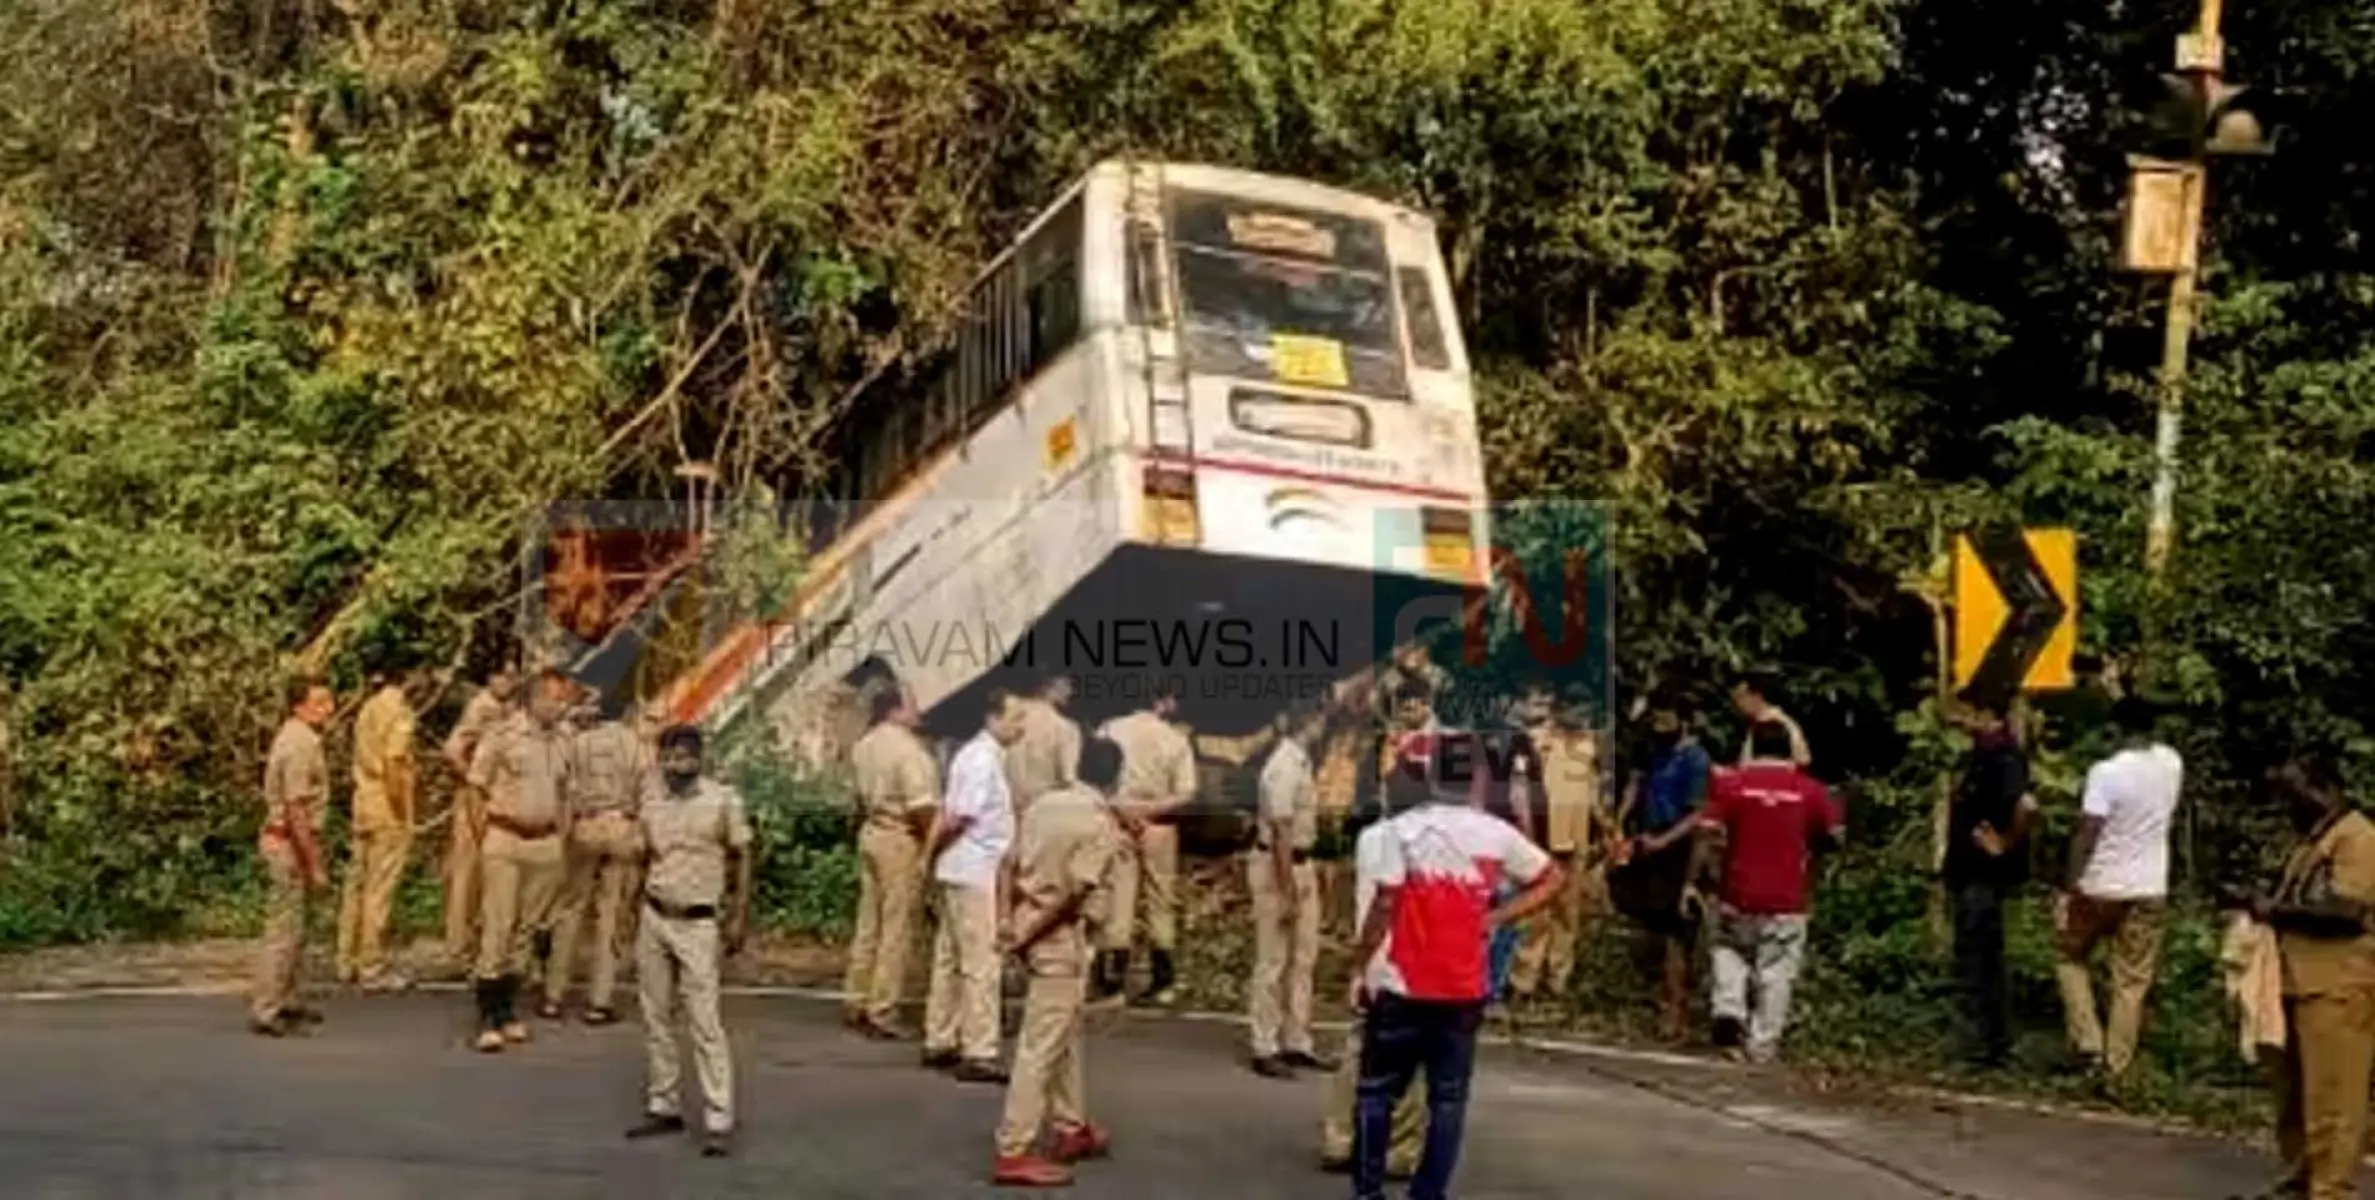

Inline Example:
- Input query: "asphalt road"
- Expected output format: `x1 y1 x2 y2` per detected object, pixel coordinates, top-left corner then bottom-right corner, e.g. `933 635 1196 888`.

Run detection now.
0 990 2302 1198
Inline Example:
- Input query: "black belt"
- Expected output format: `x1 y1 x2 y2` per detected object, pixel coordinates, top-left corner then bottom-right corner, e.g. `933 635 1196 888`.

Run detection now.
486 813 558 839
1256 846 1314 864
645 896 718 921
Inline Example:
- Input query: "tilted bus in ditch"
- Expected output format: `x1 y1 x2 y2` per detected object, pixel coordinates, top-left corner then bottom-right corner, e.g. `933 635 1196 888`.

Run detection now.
655 161 1490 771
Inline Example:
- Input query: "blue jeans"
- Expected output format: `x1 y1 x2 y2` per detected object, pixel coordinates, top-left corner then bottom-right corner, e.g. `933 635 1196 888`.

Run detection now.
1353 993 1485 1200
1487 880 1519 1001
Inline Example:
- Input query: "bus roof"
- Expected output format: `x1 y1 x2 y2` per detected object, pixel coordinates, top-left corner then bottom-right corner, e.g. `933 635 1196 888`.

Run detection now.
1112 160 1440 233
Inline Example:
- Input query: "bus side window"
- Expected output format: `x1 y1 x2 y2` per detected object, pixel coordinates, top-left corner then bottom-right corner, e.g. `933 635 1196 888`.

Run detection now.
1398 267 1451 371
1030 252 1080 364
891 402 921 492
960 295 989 426
923 356 957 455
1126 222 1165 326
997 265 1022 401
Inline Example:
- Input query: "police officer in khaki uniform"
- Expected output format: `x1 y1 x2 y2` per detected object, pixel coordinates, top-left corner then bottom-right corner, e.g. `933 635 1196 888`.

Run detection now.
624 724 753 1158
1509 706 1605 1002
465 668 575 1051
251 677 335 1036
1249 709 1332 1078
441 664 519 965
1005 672 1082 818
338 668 419 990
527 684 600 990
991 736 1124 1188
2249 757 2375 1200
843 686 939 1038
542 692 647 1023
1094 681 1198 1006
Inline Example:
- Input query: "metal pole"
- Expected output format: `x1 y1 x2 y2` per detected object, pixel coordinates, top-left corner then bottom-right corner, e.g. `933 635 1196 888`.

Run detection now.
2142 0 2224 583
2144 242 2198 579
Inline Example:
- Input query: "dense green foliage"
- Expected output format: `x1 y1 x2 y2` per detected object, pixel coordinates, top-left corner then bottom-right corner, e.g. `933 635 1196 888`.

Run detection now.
1 0 2371 1104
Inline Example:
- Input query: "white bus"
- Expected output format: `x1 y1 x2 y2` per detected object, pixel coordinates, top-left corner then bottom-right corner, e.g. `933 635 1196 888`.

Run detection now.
658 160 1489 754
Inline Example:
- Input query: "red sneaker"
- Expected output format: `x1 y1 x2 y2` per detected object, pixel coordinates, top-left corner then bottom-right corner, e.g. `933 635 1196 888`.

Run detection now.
990 1154 1074 1187
1048 1123 1110 1164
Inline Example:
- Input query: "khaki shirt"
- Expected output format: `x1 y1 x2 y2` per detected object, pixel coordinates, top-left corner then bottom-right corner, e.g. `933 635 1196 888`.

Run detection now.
443 690 508 778
1101 710 1197 811
1010 784 1118 975
851 722 938 831
263 718 328 834
641 777 753 910
1534 726 1602 854
571 720 647 816
1257 737 1318 851
468 713 572 831
2276 810 2375 997
351 685 416 831
1005 697 1081 812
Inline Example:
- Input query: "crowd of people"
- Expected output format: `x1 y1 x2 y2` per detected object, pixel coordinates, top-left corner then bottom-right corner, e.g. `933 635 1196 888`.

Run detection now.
251 662 752 1158
244 652 2375 1199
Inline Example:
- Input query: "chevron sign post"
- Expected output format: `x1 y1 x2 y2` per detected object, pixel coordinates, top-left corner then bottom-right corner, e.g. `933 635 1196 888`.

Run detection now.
1952 526 2078 704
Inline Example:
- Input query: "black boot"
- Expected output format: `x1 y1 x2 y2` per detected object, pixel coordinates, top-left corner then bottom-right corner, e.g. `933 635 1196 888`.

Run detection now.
472 979 505 1052
1145 949 1177 1006
1089 951 1128 1005
498 974 529 1043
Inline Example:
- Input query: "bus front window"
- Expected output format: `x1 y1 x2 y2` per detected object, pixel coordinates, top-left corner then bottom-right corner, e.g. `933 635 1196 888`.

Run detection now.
1168 192 1407 397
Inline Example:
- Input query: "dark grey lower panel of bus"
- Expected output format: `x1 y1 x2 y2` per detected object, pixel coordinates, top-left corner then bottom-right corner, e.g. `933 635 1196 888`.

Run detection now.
913 543 1465 851
917 540 1452 736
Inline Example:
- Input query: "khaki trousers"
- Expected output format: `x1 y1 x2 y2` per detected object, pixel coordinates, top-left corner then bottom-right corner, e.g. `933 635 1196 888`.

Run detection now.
1103 823 1177 952
1508 856 1596 998
1247 855 1320 1058
546 811 641 1009
250 846 309 1024
2054 895 2166 1075
843 823 925 1023
2278 990 2375 1200
924 882 1001 1061
1320 1014 1424 1171
639 907 735 1134
475 827 564 981
442 785 488 961
336 823 412 982
997 969 1089 1156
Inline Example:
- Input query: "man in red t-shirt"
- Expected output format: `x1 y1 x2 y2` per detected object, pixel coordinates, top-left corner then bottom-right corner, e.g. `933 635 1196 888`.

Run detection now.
1691 719 1843 1062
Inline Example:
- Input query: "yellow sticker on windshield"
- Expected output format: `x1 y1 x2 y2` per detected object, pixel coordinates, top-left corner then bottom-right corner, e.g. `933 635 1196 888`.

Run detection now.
1271 334 1349 388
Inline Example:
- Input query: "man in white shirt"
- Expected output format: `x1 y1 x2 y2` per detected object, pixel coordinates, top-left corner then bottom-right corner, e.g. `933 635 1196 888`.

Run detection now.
922 689 1030 1084
2055 696 2183 1079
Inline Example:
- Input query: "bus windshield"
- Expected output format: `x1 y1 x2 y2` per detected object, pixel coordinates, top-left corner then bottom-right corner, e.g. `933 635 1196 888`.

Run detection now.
1168 191 1406 397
